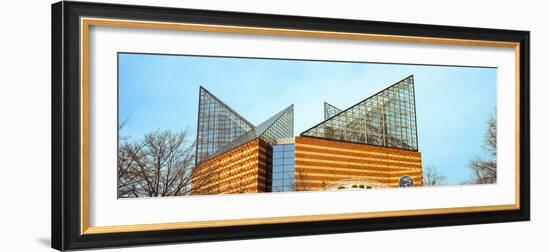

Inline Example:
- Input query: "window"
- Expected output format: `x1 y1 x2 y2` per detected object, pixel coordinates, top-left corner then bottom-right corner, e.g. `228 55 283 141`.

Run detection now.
271 143 296 192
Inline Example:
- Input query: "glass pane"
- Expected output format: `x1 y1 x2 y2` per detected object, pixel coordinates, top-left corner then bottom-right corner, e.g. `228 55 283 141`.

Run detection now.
272 179 283 186
273 159 284 166
273 165 284 172
273 172 283 180
273 145 284 152
283 144 295 151
273 152 284 159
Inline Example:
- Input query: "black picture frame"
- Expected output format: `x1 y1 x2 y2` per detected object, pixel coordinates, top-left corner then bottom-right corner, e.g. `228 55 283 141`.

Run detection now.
52 1 530 251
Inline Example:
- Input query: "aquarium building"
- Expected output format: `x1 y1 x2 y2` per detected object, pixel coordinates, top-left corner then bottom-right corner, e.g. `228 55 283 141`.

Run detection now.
191 75 422 195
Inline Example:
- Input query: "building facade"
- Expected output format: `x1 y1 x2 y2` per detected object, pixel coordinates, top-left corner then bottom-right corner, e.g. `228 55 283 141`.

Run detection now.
294 136 422 190
192 138 271 194
192 75 422 195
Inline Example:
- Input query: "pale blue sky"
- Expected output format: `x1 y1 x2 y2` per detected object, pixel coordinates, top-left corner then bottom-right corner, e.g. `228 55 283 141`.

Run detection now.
118 53 496 185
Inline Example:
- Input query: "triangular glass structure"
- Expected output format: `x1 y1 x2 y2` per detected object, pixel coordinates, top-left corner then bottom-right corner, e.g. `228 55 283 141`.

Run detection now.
257 104 294 144
203 104 294 160
301 75 418 150
324 102 342 120
195 87 254 164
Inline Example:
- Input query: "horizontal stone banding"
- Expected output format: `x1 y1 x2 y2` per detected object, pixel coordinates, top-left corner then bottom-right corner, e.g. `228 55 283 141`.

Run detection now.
294 136 422 189
296 151 422 167
295 137 421 157
295 167 421 176
295 158 420 171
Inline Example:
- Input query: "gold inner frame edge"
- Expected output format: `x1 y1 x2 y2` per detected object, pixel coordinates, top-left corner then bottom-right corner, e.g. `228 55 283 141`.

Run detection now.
79 17 522 235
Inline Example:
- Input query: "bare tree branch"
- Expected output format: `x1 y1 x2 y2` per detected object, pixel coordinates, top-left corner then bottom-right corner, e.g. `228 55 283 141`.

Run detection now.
468 111 497 184
117 129 197 198
422 164 447 186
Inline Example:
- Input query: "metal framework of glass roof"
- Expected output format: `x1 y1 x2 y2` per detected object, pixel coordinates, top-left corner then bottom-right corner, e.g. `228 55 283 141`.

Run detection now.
195 87 255 165
301 75 418 151
257 105 294 145
195 87 294 164
324 102 342 120
206 105 294 160
196 75 417 164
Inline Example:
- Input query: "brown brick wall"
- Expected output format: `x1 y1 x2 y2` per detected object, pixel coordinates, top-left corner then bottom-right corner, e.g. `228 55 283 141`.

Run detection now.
191 138 270 195
295 136 423 190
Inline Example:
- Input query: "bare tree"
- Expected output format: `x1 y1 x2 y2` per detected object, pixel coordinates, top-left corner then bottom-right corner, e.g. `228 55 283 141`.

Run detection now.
117 129 196 198
117 139 147 197
468 112 497 184
422 165 447 186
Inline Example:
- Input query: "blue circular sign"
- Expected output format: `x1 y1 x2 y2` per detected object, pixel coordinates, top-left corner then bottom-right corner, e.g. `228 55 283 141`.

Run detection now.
399 176 414 187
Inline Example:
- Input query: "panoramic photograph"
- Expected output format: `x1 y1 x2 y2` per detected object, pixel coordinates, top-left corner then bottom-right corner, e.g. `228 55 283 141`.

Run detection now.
117 53 497 198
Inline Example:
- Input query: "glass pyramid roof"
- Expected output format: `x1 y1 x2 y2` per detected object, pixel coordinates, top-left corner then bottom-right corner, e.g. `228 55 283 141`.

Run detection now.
195 87 255 164
195 87 294 164
205 105 294 160
301 75 418 151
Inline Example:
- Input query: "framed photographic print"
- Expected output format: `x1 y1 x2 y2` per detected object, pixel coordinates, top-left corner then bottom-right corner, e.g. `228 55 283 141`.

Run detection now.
51 1 530 250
